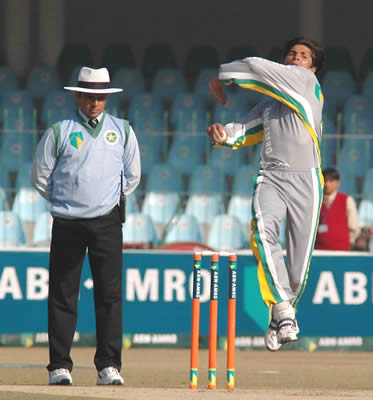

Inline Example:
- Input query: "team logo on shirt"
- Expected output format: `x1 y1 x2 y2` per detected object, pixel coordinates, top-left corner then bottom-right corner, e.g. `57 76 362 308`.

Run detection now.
70 131 84 149
105 131 119 145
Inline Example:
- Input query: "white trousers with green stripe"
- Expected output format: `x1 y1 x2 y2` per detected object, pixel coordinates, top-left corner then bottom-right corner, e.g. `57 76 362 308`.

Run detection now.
250 168 323 308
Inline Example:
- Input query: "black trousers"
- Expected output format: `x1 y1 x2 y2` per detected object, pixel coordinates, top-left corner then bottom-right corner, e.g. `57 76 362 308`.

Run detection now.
47 207 123 372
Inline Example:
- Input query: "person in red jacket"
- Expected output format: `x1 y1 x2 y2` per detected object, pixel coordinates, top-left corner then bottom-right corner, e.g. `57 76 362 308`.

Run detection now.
315 167 360 251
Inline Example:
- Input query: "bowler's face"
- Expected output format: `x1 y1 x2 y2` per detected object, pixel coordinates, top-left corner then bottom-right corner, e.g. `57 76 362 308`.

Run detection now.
76 92 107 119
284 44 316 73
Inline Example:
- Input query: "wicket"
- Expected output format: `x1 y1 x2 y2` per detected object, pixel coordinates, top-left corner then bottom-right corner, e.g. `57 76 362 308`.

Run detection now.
189 251 237 390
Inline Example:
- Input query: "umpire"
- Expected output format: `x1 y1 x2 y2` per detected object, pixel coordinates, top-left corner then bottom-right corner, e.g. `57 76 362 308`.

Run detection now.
31 67 141 385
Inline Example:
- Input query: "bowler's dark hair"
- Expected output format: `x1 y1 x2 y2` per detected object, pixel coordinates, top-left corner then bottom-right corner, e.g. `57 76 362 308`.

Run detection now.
283 37 324 73
322 167 340 180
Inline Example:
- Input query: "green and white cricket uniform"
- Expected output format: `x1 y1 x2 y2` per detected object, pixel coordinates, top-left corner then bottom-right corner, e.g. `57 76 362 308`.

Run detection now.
218 57 324 308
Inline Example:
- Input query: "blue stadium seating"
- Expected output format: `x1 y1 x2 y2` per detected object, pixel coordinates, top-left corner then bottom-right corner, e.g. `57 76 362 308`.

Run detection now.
112 68 145 103
207 214 246 250
322 71 356 109
167 136 205 176
32 211 53 246
207 145 247 177
193 68 219 104
152 68 186 103
41 90 75 126
212 93 250 125
0 66 18 92
358 168 373 227
188 164 227 195
12 187 50 224
26 66 60 100
0 211 27 247
343 95 372 131
0 188 9 211
164 213 203 243
122 213 158 247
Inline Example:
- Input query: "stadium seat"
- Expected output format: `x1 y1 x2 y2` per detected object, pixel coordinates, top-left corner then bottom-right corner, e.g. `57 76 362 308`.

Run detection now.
189 164 227 196
105 93 123 117
41 90 75 126
193 68 219 104
152 68 186 104
0 66 18 92
167 136 205 177
337 134 372 180
137 134 164 176
122 213 158 248
212 93 250 125
343 95 372 131
14 162 33 189
170 92 206 126
322 99 338 124
184 45 220 85
0 210 27 248
227 195 252 241
322 71 356 110
231 165 258 196
207 214 246 251
26 66 60 100
361 71 373 98
0 172 11 194
185 193 225 229
142 163 184 235
126 193 139 215
358 168 373 227
207 145 247 177
112 68 146 104
32 211 53 247
0 188 9 211
145 163 184 193
170 93 208 144
321 118 338 168
12 186 50 244
359 47 373 83
128 92 163 122
142 192 181 233
164 213 203 244
101 43 136 74
227 165 257 240
141 43 178 82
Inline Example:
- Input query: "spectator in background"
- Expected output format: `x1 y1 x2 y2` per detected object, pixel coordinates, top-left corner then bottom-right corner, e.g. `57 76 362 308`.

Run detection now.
31 67 141 386
315 167 360 251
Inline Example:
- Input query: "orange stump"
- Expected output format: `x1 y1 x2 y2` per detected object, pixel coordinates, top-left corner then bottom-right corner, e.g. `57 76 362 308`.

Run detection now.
208 253 219 390
189 252 202 389
226 253 237 390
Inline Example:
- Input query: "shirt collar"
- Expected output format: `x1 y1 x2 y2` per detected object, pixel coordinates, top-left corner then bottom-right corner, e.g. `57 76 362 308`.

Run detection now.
78 109 104 123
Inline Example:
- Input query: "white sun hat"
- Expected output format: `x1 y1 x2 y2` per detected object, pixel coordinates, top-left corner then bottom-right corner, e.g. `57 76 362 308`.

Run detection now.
64 67 123 94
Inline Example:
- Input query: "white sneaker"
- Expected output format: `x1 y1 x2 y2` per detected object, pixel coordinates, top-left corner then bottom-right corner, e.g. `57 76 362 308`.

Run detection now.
277 318 299 344
49 368 72 385
272 301 299 345
97 367 124 385
264 320 281 352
